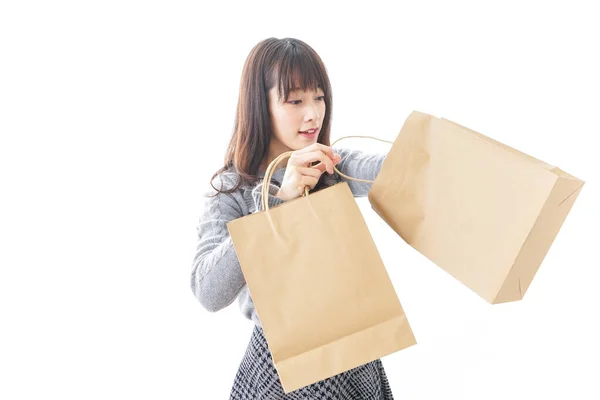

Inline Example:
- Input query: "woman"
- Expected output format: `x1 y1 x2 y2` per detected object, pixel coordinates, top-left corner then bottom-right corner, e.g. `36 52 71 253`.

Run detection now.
191 37 392 399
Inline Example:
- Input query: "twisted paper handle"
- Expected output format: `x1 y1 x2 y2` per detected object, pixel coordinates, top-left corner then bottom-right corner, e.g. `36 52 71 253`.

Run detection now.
330 135 394 183
261 151 309 212
261 135 393 211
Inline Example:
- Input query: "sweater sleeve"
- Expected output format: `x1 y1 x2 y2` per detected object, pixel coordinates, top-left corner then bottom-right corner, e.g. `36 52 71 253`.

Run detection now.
250 179 286 212
190 173 286 312
332 147 388 197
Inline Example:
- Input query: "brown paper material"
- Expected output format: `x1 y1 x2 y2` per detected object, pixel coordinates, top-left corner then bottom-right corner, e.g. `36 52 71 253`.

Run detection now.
368 111 584 304
227 151 416 393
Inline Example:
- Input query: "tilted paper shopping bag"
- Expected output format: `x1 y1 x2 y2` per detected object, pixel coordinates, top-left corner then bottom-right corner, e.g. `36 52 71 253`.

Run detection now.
368 111 584 304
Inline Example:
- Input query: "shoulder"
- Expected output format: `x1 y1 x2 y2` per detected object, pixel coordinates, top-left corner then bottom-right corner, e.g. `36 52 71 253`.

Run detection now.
200 168 246 219
206 168 241 194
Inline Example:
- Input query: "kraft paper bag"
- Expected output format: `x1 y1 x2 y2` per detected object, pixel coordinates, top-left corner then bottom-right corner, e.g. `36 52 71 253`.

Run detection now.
227 151 416 393
368 111 585 304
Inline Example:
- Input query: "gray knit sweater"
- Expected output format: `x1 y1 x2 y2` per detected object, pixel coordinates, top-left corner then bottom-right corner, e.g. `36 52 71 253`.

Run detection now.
191 147 387 327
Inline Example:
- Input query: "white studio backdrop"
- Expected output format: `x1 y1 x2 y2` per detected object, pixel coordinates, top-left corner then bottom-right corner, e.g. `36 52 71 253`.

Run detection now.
1 1 599 399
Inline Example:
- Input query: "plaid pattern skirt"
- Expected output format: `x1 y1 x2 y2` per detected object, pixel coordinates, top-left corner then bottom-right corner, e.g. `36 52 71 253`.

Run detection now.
230 325 395 399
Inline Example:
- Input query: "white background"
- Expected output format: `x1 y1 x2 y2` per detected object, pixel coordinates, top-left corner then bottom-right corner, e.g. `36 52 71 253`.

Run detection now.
1 1 599 399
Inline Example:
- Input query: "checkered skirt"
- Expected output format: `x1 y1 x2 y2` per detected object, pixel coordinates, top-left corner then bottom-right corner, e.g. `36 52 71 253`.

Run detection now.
230 325 395 399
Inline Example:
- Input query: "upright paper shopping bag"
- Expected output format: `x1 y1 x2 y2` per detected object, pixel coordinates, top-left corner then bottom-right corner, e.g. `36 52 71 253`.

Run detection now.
227 151 416 393
368 111 584 304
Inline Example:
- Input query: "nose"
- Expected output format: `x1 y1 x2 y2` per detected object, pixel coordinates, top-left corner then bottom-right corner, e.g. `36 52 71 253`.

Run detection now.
304 100 321 122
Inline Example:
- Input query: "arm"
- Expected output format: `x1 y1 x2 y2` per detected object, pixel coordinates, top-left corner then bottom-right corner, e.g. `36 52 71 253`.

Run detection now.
332 147 388 197
190 173 285 312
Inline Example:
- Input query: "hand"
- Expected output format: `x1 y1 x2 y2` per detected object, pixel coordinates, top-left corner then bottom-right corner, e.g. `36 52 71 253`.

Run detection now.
274 143 342 201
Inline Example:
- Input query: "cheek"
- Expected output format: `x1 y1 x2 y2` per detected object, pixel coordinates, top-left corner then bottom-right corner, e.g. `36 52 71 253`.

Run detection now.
280 110 301 128
271 109 298 135
319 103 326 121
271 108 286 127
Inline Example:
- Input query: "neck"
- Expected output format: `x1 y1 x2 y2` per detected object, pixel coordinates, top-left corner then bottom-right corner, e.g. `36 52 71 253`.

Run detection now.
259 140 291 173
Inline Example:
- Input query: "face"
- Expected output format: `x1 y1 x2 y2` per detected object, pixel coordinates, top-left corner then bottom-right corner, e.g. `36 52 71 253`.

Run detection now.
267 86 326 156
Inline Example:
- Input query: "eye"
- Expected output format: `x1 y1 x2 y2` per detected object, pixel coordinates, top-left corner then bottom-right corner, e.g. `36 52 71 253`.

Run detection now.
316 96 325 101
288 100 302 105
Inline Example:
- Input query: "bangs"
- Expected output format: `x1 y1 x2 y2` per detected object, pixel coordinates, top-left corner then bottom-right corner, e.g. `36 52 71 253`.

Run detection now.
271 47 327 102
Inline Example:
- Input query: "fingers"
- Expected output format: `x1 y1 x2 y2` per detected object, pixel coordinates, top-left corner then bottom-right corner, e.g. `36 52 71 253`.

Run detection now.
297 175 320 192
291 151 335 174
296 166 323 179
312 153 341 173
280 145 343 199
294 167 322 193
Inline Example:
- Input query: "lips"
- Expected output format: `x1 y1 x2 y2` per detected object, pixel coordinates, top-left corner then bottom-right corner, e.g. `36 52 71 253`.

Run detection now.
299 128 319 135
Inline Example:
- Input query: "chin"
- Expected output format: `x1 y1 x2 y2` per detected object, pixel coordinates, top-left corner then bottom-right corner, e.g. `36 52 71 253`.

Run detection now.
285 139 310 151
296 141 316 150
298 135 319 144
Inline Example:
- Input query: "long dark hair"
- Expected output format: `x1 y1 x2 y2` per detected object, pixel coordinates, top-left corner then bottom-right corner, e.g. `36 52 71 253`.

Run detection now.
209 37 333 194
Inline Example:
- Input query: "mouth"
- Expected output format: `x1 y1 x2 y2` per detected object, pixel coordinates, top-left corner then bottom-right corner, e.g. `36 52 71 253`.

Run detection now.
298 127 319 138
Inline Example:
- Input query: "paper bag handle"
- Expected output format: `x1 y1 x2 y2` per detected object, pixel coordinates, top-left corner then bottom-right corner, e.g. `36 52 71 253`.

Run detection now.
330 135 393 183
261 151 310 212
262 135 392 211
